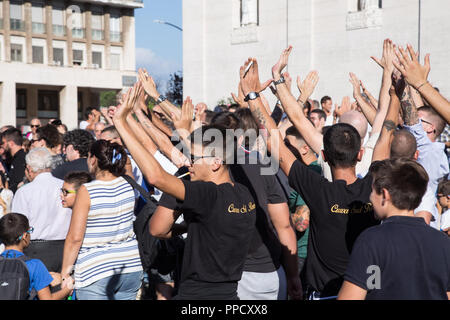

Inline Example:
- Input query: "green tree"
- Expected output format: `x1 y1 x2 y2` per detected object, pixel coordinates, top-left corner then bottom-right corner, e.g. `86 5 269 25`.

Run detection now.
100 90 118 107
166 71 183 106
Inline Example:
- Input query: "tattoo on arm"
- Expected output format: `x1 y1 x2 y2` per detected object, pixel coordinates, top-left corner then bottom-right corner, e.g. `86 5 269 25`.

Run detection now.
383 120 396 132
291 205 310 232
400 87 419 125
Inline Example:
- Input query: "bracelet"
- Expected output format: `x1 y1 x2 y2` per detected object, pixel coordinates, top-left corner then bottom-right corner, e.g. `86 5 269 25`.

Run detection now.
244 92 260 102
273 76 285 86
416 81 428 90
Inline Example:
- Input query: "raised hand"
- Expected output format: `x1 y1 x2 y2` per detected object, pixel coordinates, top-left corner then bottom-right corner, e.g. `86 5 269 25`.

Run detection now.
240 58 261 96
393 44 431 89
172 96 195 134
334 96 351 118
371 39 396 74
297 70 319 103
138 68 159 99
349 72 362 99
272 45 293 79
231 82 247 107
270 72 292 100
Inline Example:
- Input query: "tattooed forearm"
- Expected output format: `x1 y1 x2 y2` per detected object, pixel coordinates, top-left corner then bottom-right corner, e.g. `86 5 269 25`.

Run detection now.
400 86 419 125
291 205 310 232
254 108 267 127
383 120 396 132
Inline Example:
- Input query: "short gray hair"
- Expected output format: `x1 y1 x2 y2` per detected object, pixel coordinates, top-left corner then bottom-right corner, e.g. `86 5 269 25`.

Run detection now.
25 147 53 172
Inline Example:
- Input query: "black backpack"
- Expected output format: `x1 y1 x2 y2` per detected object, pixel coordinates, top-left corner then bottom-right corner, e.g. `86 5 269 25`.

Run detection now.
121 175 184 275
0 254 36 300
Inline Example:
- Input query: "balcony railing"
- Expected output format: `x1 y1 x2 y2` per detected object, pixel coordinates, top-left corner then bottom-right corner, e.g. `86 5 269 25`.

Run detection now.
72 27 85 39
32 22 46 34
10 19 25 31
110 31 122 42
92 29 104 41
53 24 66 36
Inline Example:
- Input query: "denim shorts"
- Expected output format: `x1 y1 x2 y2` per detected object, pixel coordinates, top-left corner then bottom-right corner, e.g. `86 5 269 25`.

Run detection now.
75 271 143 300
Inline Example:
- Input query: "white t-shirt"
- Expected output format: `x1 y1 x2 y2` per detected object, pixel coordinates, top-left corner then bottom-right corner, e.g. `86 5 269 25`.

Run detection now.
152 150 178 201
440 209 450 231
79 120 89 130
0 188 13 217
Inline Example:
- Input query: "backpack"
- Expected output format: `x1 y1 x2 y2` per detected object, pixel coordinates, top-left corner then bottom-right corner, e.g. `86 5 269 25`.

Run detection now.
121 175 184 275
0 255 36 300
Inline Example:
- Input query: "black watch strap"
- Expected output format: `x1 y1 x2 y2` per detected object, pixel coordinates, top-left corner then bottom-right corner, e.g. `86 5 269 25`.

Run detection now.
244 92 260 102
273 76 286 86
156 95 167 104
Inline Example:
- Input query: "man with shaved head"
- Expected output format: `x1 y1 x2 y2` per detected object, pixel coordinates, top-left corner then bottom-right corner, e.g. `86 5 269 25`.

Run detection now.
390 129 418 160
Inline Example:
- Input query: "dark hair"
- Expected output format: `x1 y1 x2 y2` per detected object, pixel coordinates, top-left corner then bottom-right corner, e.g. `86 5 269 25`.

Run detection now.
213 105 228 113
369 158 428 211
0 213 29 246
211 112 241 130
89 139 127 176
63 129 95 158
188 124 236 165
36 124 62 149
320 96 332 105
101 125 119 138
64 171 93 190
323 123 361 168
50 119 62 126
303 101 312 115
310 109 327 121
322 125 331 135
437 179 450 196
285 126 304 141
204 110 216 125
391 129 417 159
0 171 7 187
84 107 98 120
228 104 240 112
2 128 23 146
417 106 446 136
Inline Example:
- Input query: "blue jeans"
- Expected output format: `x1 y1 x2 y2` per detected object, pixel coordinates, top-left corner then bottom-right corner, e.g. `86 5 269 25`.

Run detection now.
76 271 143 300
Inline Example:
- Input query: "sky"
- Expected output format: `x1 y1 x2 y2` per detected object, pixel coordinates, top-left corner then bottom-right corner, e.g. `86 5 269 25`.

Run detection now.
135 0 183 94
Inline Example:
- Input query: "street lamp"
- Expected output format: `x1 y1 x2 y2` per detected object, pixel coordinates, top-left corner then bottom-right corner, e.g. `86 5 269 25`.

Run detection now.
153 19 183 32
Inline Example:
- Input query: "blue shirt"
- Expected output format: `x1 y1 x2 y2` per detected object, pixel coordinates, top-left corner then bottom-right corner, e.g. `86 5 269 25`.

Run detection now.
1 249 53 294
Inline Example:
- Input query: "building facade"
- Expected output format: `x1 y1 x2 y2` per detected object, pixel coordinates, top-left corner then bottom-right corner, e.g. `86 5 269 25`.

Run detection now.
0 0 143 129
183 0 450 110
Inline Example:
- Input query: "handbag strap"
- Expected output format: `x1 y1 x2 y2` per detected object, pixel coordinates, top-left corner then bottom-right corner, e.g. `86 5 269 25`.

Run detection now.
121 175 154 203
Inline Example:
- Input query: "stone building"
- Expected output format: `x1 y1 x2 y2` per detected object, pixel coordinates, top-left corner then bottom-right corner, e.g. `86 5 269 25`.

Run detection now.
183 0 450 109
0 0 143 129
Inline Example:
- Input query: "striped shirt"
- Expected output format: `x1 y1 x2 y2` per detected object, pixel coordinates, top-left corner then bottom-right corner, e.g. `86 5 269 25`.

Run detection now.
74 177 142 289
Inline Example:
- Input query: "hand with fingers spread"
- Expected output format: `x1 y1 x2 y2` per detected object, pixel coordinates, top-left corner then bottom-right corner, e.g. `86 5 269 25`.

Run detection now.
393 44 431 89
231 82 247 108
272 46 293 80
297 71 319 103
349 72 362 99
371 38 396 74
138 68 160 99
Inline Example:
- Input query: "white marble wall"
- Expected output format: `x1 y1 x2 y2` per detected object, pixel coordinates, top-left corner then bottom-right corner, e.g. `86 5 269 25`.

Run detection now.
183 0 450 109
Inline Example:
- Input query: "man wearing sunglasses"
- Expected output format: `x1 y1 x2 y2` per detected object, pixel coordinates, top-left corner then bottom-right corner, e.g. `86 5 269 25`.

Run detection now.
26 118 41 142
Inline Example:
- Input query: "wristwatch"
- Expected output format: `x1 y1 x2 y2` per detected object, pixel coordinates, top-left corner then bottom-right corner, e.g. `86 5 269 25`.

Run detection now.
273 75 286 86
244 92 260 102
156 94 167 104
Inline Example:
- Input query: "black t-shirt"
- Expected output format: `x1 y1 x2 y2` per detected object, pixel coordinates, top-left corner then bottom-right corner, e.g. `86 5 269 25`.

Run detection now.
288 160 378 296
8 149 26 193
345 216 450 300
229 163 285 273
172 179 256 300
51 158 89 180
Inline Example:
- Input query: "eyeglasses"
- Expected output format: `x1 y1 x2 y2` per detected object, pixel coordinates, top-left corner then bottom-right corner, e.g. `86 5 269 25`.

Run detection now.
31 138 41 144
189 154 215 164
30 125 40 128
17 227 34 241
60 188 77 196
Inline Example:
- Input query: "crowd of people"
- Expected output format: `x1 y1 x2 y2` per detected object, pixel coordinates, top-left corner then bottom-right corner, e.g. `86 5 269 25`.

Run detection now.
0 39 449 301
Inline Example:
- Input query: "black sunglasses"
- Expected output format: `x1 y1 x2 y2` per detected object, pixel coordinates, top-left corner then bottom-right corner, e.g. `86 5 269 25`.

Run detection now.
30 125 40 128
190 154 215 164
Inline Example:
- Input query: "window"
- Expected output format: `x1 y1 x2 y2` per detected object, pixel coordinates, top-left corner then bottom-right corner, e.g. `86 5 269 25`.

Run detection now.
10 0 24 31
38 90 59 119
31 1 45 34
32 46 43 63
53 48 64 66
357 0 382 11
52 3 65 36
240 0 258 27
16 89 27 119
92 51 102 68
110 53 120 70
91 8 103 40
110 10 121 42
11 43 22 62
71 6 84 38
73 49 83 65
